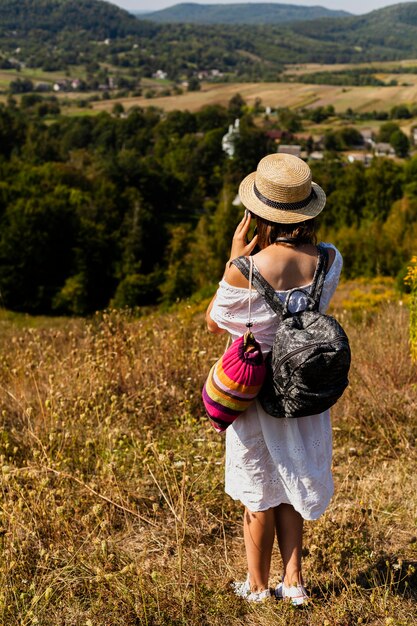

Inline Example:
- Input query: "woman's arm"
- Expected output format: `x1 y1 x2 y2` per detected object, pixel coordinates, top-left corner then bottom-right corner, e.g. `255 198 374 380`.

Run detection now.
205 294 226 334
205 211 258 334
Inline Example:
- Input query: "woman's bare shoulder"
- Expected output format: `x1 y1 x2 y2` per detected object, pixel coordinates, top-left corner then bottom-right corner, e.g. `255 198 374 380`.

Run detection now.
223 259 250 288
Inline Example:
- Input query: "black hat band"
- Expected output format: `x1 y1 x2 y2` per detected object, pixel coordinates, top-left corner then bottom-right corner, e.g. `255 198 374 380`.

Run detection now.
254 184 317 211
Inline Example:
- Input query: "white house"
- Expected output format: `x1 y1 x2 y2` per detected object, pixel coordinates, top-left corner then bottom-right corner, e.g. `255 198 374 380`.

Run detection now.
153 69 168 80
309 151 324 161
347 152 373 166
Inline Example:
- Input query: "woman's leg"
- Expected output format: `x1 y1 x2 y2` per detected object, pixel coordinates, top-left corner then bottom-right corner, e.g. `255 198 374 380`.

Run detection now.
243 507 276 591
274 503 304 586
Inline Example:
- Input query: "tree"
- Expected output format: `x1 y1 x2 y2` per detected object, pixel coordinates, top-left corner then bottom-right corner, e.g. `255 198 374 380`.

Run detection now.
228 94 246 121
9 78 34 94
0 185 78 313
112 102 125 117
195 104 228 132
160 225 195 303
187 76 201 92
112 270 162 308
390 105 411 120
232 115 272 180
323 130 342 152
377 122 400 143
338 127 363 148
209 182 243 278
390 130 410 158
363 159 403 221
277 108 302 133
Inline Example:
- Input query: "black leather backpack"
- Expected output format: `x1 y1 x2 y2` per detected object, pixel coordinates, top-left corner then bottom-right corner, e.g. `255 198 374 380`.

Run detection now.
232 245 351 418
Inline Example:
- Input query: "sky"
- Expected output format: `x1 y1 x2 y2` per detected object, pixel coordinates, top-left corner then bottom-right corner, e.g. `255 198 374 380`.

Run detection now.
110 0 414 15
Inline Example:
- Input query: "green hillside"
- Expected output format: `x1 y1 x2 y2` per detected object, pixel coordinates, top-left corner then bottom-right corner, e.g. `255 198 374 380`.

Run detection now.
3 1 417 80
291 3 417 60
0 0 142 38
145 2 350 24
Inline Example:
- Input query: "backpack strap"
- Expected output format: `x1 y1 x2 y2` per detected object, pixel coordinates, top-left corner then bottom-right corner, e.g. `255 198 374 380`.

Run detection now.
231 256 285 316
310 244 329 309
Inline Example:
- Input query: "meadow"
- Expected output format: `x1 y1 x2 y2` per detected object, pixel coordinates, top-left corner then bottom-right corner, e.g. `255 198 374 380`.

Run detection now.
0 289 416 625
4 59 417 119
91 78 417 115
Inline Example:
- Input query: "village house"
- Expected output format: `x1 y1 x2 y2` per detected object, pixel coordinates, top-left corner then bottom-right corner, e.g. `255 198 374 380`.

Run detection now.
309 151 324 161
360 129 375 149
374 142 395 157
347 152 373 166
53 79 85 93
278 145 302 158
153 69 168 80
53 80 68 92
265 129 285 144
197 69 223 80
35 82 52 92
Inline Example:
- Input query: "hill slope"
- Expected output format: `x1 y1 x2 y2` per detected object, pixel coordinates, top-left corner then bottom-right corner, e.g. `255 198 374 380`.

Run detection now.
145 2 350 24
0 302 416 623
290 2 417 59
3 0 417 78
0 0 143 39
141 2 417 69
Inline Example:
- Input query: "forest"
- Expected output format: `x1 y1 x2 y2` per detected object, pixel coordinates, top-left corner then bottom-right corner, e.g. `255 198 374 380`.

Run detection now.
5 1 417 83
0 96 416 316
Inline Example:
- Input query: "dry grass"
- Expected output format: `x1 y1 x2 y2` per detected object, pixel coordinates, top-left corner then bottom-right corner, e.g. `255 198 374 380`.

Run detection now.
284 59 417 75
92 78 417 114
0 297 416 625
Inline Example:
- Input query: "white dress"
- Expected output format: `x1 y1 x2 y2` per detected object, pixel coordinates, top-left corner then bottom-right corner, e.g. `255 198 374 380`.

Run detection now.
209 243 343 520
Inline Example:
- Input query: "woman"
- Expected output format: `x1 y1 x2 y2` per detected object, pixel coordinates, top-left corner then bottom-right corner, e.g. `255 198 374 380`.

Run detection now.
205 153 343 605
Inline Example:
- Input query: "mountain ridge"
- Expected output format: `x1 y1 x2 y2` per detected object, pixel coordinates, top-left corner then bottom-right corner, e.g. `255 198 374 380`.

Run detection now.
144 2 351 25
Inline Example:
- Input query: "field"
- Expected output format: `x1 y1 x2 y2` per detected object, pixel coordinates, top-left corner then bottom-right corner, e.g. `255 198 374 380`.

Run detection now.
4 59 417 117
283 59 417 75
92 78 417 114
0 289 416 624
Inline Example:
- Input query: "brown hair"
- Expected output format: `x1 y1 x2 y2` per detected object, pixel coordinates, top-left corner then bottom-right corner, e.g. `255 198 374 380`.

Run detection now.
255 216 317 249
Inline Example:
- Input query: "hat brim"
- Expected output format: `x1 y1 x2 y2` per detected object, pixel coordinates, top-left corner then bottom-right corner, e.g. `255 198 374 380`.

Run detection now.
238 172 326 224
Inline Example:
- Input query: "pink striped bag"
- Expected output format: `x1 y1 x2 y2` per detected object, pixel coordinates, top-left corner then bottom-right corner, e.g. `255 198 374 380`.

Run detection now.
202 257 266 432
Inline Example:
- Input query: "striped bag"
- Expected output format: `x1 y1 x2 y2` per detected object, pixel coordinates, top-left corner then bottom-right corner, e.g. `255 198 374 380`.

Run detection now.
202 256 266 432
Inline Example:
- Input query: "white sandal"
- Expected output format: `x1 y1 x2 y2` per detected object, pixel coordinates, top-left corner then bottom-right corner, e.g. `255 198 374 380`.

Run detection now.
275 581 309 606
232 575 271 603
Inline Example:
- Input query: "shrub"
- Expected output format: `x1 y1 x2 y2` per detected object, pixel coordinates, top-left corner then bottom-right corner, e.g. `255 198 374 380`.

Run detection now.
404 256 417 362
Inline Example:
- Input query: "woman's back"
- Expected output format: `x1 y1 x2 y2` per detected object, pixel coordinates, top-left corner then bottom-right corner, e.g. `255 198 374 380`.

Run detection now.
210 242 342 355
224 243 336 292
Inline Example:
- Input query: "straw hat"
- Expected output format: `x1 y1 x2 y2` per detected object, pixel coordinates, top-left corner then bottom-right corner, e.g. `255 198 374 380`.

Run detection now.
239 153 326 224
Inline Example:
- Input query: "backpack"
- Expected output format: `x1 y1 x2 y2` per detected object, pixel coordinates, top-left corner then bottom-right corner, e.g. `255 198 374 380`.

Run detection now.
232 244 351 418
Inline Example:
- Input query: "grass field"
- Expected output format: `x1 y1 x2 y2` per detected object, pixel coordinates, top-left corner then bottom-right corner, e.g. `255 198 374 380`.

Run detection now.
92 78 417 114
283 59 417 75
0 287 416 624
3 62 417 117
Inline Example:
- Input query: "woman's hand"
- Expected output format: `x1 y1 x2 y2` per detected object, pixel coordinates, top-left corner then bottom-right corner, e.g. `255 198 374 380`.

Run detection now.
228 211 258 261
